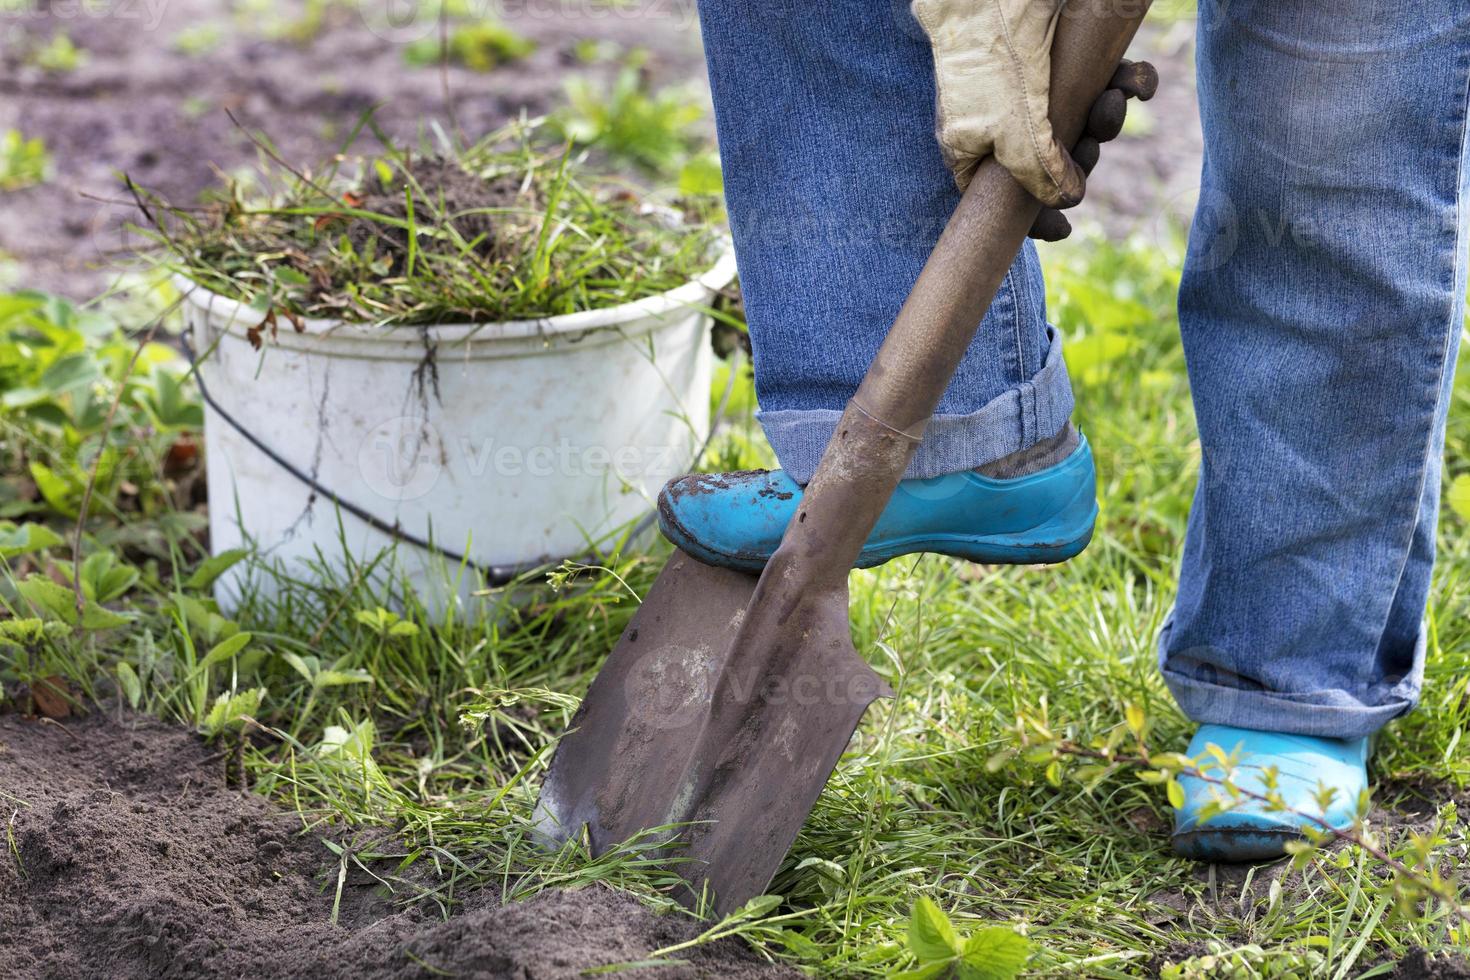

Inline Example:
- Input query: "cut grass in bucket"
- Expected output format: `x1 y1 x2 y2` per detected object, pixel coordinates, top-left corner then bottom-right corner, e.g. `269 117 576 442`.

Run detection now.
136 117 720 327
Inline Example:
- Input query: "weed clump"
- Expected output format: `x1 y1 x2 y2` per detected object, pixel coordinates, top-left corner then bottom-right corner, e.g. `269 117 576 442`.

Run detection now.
146 120 719 326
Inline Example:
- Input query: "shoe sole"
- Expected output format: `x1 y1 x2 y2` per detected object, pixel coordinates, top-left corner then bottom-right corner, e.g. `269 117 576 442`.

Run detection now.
1171 827 1301 863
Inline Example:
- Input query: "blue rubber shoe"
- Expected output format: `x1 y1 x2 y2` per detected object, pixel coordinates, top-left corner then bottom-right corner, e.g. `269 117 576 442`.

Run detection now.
656 434 1097 572
1171 724 1371 862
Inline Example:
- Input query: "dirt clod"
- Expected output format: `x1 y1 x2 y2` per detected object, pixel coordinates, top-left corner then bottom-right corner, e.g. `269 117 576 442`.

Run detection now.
27 675 71 719
341 156 528 273
0 711 798 979
1390 948 1470 979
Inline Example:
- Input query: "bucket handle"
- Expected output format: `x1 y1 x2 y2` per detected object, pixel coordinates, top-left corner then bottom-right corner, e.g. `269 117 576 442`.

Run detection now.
180 336 743 589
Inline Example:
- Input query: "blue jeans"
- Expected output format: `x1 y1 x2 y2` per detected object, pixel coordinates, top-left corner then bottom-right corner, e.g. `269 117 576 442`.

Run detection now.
696 0 1468 740
697 0 1073 484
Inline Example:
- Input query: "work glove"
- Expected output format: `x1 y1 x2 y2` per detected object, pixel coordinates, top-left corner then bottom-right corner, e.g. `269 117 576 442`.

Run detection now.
912 0 1157 241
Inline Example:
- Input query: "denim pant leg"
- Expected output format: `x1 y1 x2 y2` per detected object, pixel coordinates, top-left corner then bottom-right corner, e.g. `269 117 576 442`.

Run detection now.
1161 0 1470 739
694 0 1073 483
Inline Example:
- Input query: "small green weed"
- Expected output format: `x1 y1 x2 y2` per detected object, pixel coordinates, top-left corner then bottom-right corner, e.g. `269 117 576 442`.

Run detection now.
552 51 708 178
0 131 51 191
0 291 201 531
18 31 86 72
901 897 1032 979
572 38 623 65
172 24 225 57
403 21 536 72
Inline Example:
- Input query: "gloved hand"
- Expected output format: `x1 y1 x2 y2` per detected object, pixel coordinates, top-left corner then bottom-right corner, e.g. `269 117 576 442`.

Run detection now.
912 0 1157 240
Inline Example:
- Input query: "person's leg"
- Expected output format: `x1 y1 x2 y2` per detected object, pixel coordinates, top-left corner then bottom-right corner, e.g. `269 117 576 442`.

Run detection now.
1167 0 1469 856
694 0 1073 483
664 0 1096 570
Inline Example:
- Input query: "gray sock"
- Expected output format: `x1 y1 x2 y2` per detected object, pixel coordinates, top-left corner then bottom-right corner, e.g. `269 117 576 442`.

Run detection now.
975 422 1079 479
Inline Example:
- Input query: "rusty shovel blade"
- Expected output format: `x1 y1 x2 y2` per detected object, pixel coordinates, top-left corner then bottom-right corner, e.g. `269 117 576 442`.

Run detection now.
533 548 890 916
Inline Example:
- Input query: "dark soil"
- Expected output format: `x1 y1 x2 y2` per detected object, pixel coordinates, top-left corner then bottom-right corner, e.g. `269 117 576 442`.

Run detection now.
1081 19 1204 248
1390 948 1470 979
0 710 800 979
342 157 529 269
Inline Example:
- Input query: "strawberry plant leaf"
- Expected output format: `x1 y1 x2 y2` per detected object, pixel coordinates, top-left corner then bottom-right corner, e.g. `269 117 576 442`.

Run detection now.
908 897 961 963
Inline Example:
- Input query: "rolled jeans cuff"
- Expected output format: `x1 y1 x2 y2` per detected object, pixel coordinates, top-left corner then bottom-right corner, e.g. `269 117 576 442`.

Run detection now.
755 326 1075 483
1157 616 1424 740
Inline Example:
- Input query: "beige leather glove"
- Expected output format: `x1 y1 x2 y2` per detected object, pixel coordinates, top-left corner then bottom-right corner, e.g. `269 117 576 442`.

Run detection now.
913 0 1081 208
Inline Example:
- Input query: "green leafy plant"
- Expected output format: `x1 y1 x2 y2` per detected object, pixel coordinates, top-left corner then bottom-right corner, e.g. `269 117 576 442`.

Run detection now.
58 550 141 604
1160 941 1325 979
0 521 64 559
1000 702 1470 938
899 898 1031 980
185 549 250 591
677 153 724 197
353 606 420 639
403 21 536 72
1448 473 1470 523
171 24 224 57
202 686 267 736
278 648 375 693
572 38 622 64
0 291 203 528
21 32 87 72
16 573 132 630
0 130 51 190
552 53 708 177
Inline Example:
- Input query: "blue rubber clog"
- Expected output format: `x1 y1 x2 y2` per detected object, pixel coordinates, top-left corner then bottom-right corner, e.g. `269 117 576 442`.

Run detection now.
1171 724 1370 862
656 434 1098 572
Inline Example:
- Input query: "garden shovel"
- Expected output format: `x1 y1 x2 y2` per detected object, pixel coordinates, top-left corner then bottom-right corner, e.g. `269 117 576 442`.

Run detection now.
534 0 1153 917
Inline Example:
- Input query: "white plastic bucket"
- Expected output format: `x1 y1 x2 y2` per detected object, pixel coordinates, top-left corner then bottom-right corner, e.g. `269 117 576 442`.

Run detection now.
180 248 737 615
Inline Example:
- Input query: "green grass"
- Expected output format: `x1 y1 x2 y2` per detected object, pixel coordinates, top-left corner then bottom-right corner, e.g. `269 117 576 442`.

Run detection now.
1 232 1467 977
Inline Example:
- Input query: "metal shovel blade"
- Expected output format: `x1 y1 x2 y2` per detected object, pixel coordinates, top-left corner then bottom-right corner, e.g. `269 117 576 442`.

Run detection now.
532 551 758 855
661 565 890 913
533 548 889 915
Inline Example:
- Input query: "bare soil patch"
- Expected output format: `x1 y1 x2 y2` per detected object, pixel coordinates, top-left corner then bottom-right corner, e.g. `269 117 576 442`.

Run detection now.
0 709 798 979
